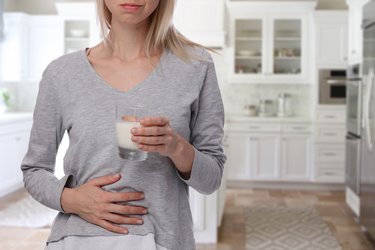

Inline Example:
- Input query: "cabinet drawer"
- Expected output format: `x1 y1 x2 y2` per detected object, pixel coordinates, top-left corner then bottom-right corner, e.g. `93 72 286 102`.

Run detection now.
315 126 346 143
316 110 346 123
283 124 312 133
315 146 345 163
226 123 281 133
316 165 345 183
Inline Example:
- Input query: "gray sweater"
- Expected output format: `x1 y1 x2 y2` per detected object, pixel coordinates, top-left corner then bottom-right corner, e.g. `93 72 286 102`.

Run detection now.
21 47 226 250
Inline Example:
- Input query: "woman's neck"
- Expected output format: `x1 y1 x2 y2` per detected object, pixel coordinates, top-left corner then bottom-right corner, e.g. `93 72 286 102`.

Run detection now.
105 19 149 61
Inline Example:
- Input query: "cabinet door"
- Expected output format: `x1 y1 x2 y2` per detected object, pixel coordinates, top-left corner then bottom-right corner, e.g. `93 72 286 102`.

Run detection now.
269 16 305 78
14 132 31 181
250 134 280 180
315 15 348 67
29 16 64 80
233 17 266 76
281 134 311 181
0 134 20 196
347 2 364 64
225 133 250 180
0 13 29 81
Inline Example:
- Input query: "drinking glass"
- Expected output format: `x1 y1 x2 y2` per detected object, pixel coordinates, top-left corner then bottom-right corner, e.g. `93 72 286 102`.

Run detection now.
115 106 148 161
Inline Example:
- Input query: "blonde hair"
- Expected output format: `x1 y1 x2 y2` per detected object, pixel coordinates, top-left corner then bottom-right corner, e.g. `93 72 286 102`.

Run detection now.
96 0 213 61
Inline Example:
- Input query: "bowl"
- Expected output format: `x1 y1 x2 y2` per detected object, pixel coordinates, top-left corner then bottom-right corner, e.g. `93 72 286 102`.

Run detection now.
237 50 258 57
69 29 87 38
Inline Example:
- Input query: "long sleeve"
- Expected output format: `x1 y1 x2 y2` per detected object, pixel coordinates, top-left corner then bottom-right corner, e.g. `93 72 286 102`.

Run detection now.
21 64 74 212
177 52 227 195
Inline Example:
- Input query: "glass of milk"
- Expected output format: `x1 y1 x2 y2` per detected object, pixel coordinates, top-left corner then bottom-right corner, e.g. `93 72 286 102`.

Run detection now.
115 107 148 161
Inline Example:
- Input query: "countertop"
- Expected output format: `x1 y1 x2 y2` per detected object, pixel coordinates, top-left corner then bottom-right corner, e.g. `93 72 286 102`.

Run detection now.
226 115 312 123
0 112 33 125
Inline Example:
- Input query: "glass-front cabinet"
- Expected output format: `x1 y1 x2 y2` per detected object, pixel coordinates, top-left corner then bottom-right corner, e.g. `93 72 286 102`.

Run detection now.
231 15 307 83
227 0 316 84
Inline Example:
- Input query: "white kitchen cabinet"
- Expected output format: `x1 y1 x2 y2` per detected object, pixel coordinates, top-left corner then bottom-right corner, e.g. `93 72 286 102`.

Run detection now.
226 132 250 180
28 16 64 80
225 121 312 182
0 13 29 81
0 121 32 197
314 107 346 183
281 134 311 181
174 0 225 48
56 2 101 54
227 1 316 84
250 134 280 180
315 11 348 68
346 0 370 65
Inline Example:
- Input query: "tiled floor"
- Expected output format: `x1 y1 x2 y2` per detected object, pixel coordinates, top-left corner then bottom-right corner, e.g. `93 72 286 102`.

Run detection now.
0 188 374 250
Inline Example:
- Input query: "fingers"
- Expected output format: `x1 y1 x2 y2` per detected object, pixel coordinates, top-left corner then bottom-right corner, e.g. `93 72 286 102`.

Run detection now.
131 126 172 136
89 173 121 187
104 213 144 226
139 117 169 127
107 192 145 203
96 219 129 234
107 203 148 215
132 135 173 146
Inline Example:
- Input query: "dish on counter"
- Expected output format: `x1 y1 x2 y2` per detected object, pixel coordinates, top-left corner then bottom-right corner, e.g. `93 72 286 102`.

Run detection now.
237 50 259 57
69 29 87 38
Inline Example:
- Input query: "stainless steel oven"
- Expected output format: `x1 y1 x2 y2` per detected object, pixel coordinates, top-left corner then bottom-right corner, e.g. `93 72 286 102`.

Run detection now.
347 64 363 136
319 69 347 105
346 64 363 196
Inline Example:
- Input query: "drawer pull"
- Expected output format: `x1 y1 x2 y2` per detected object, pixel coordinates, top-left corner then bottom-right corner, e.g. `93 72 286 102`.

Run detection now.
324 115 337 119
323 172 337 176
323 132 338 136
292 127 306 130
323 152 337 156
248 126 261 130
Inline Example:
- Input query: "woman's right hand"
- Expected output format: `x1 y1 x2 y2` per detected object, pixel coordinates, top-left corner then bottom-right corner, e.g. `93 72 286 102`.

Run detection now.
60 173 147 234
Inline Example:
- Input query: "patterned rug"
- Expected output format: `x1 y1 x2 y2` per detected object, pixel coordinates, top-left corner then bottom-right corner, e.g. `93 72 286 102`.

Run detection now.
245 205 342 250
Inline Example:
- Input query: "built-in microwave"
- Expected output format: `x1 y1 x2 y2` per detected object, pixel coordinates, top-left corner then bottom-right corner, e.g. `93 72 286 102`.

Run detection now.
319 69 347 105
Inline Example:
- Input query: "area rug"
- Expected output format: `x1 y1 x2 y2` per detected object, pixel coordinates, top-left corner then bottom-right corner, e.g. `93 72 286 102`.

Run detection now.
0 195 57 228
245 205 342 250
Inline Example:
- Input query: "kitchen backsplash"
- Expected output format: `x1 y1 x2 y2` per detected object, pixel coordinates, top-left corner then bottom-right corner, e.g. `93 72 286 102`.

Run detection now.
222 84 312 118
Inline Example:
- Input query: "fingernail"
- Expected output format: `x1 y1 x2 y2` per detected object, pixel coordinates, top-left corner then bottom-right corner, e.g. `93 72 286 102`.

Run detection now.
113 173 120 178
140 193 145 199
142 209 148 214
124 229 128 234
137 219 143 225
131 128 137 133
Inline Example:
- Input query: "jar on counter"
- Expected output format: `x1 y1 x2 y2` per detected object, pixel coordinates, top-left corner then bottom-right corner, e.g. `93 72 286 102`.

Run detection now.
244 104 258 117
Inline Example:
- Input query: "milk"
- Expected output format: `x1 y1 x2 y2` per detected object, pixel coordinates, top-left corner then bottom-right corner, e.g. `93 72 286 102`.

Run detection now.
116 121 139 150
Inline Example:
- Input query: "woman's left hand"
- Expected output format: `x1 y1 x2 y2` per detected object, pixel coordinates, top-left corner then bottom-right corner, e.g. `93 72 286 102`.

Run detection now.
130 117 180 158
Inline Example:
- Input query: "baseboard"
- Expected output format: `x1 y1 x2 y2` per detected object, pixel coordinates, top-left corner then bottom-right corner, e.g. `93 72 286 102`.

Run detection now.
227 180 345 191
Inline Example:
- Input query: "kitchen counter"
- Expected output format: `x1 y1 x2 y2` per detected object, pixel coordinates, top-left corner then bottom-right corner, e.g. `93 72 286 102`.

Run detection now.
226 115 312 123
0 112 33 125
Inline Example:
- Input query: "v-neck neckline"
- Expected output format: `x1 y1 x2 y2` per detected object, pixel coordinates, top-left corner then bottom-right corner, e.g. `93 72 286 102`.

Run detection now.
82 48 167 95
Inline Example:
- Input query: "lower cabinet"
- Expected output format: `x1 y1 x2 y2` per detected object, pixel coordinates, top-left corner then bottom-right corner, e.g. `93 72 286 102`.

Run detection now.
250 134 280 181
281 134 312 181
226 122 312 182
0 121 32 197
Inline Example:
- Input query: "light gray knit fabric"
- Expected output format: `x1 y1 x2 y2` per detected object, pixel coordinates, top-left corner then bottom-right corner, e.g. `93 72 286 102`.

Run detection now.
21 47 226 250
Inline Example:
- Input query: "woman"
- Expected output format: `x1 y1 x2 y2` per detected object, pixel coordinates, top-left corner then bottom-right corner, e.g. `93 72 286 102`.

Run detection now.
21 0 226 249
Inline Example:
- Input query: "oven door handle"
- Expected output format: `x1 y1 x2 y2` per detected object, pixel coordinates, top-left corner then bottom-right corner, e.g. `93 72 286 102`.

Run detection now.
326 79 347 85
365 68 374 150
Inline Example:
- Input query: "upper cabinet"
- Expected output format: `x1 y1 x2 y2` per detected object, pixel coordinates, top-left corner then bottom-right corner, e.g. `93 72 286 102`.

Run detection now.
314 11 348 68
227 1 317 84
346 0 370 65
56 2 101 54
174 0 225 48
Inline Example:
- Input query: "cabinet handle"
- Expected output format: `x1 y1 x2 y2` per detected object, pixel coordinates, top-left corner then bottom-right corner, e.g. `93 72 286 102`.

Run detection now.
15 137 21 141
323 132 338 136
248 126 261 130
323 172 337 176
292 127 306 130
323 152 337 156
324 115 337 119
